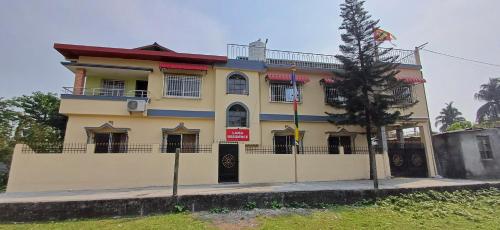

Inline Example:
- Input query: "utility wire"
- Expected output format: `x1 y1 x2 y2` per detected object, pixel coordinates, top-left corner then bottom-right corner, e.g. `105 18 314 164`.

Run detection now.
422 48 500 68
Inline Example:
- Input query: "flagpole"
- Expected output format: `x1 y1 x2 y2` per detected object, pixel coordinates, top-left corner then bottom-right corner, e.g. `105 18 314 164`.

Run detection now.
291 64 299 183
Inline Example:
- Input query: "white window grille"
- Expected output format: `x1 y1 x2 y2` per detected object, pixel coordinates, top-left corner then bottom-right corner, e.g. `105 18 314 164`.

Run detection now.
393 85 415 104
324 86 347 104
164 75 201 98
269 83 302 102
101 80 125 96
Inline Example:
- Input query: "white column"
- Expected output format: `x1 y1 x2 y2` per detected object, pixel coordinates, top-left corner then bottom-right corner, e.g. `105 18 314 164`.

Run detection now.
419 122 437 177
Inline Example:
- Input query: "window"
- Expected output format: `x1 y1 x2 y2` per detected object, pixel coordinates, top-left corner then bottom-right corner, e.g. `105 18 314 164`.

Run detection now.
274 135 295 154
227 104 248 127
162 133 198 153
393 85 414 104
93 132 128 153
227 73 248 95
328 136 352 154
101 80 125 96
269 83 302 102
324 86 347 104
476 136 493 160
164 75 201 98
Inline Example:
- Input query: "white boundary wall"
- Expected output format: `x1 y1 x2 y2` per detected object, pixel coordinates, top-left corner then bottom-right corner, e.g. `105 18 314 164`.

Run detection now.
7 144 391 192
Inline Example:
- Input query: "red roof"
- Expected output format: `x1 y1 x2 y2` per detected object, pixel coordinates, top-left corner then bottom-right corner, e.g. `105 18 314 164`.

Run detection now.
266 74 310 83
159 62 209 71
396 76 426 84
54 43 227 64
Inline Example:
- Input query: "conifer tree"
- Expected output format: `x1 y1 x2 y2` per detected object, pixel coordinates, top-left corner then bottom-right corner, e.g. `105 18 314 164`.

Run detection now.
327 0 415 189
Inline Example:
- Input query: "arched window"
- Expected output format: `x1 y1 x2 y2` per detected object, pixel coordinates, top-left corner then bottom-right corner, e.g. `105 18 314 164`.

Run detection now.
227 103 248 127
227 73 248 95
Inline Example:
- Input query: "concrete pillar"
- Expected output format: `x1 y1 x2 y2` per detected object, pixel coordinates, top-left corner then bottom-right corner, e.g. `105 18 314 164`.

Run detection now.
419 123 437 177
338 146 344 155
379 126 391 178
396 128 405 148
86 144 95 154
414 47 421 66
73 68 86 95
152 144 160 154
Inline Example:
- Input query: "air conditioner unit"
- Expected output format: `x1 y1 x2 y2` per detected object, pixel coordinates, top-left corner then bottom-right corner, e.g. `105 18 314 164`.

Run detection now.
127 99 147 112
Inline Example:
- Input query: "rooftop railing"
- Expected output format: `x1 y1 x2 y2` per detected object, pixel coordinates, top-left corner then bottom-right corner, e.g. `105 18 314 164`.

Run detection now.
227 44 419 69
62 87 149 98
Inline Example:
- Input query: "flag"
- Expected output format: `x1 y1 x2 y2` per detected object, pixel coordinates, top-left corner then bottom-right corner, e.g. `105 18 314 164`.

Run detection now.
373 28 397 45
291 66 300 146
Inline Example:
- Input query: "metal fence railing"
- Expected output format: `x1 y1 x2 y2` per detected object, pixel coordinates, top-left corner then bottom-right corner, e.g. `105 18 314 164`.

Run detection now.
62 87 149 98
227 44 418 69
21 143 87 154
94 143 153 153
160 143 212 153
245 145 294 154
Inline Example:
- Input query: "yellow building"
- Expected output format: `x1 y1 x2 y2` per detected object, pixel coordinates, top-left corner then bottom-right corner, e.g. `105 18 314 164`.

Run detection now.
6 41 437 192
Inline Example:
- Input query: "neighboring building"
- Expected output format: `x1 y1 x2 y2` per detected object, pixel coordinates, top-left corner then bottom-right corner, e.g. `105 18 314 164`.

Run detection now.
7 40 437 192
433 128 500 179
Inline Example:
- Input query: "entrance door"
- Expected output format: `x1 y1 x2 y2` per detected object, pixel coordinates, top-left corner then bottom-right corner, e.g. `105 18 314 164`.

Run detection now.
218 144 239 183
135 80 148 97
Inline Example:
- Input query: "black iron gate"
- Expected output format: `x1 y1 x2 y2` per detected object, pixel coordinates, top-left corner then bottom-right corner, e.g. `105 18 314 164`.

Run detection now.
218 144 239 183
388 142 428 177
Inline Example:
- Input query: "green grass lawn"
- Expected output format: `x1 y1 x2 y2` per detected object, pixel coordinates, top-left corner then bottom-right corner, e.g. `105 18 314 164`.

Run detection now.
1 188 499 230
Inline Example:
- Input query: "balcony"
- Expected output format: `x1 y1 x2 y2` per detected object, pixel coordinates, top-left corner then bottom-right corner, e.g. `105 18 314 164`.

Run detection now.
62 87 149 98
227 44 419 70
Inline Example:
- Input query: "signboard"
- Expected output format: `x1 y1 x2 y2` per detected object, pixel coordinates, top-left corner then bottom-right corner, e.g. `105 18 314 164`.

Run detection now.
226 129 250 141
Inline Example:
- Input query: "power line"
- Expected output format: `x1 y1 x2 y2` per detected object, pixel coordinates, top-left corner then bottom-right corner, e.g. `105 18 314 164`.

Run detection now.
421 48 500 68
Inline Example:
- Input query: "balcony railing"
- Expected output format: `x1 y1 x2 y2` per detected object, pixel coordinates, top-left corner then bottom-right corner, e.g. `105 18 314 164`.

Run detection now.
62 87 149 98
227 44 418 69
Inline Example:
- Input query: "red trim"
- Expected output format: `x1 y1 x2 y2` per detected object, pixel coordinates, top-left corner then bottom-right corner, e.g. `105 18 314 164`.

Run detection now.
266 74 310 83
396 76 426 84
320 78 336 84
54 43 227 64
159 62 209 71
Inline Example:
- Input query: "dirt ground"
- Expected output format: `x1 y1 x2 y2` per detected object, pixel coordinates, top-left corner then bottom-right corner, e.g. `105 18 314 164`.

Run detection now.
194 208 315 230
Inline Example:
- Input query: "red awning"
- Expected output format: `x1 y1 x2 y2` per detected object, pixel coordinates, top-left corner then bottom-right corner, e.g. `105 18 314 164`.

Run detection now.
320 78 336 85
159 62 209 71
266 74 310 83
396 76 426 84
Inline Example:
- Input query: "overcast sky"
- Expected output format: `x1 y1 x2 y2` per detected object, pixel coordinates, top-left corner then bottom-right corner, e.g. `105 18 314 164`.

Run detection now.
1 0 499 129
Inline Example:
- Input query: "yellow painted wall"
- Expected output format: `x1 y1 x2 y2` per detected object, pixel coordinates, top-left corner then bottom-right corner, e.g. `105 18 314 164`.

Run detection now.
64 115 214 144
260 121 367 147
7 145 218 192
75 56 216 111
213 68 261 144
7 143 389 192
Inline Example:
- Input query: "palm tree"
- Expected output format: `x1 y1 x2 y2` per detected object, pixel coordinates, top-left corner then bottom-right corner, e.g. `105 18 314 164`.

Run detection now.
435 102 466 132
475 78 500 123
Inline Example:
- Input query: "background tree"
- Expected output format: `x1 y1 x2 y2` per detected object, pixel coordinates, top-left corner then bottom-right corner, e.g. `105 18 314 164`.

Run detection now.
475 78 500 123
0 98 16 191
435 102 465 132
326 0 414 189
446 120 473 132
0 92 66 190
